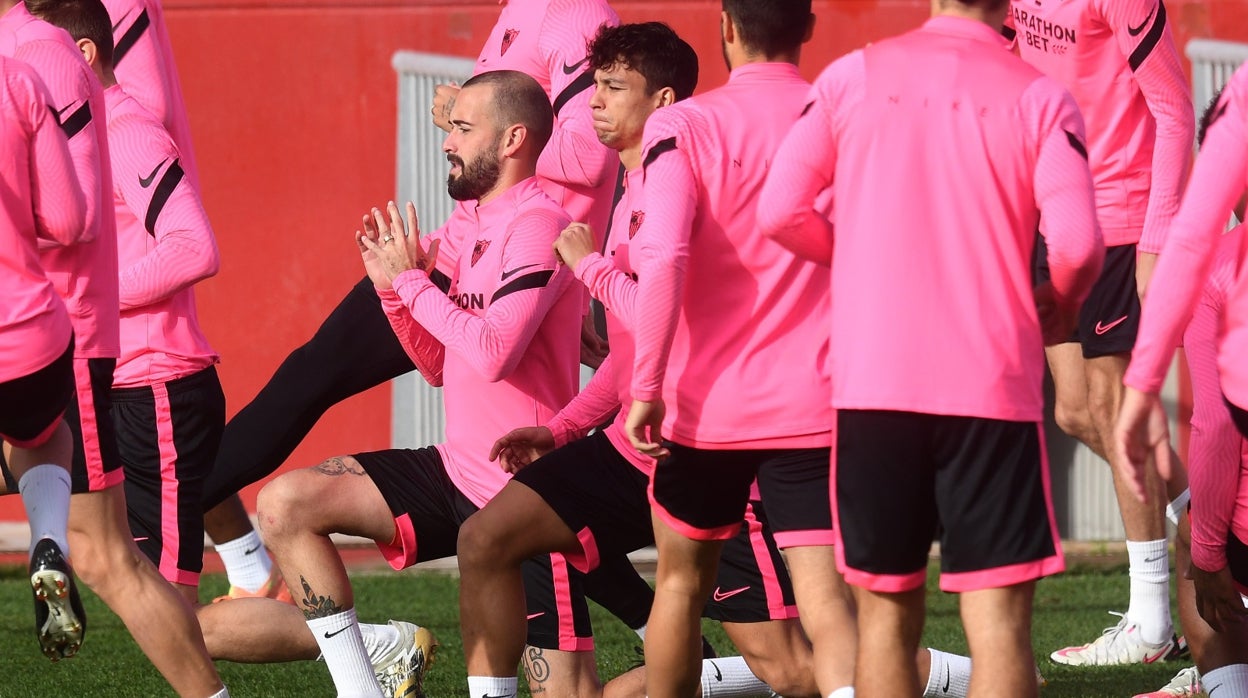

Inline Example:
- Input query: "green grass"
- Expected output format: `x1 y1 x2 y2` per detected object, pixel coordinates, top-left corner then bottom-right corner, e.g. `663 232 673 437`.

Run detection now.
0 561 1199 697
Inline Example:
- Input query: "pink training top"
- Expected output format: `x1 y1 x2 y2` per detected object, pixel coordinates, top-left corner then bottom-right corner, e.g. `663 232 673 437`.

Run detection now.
384 177 581 507
102 0 199 188
0 2 120 360
104 85 218 388
1127 65 1248 407
0 56 85 382
630 62 833 449
475 0 619 238
1009 0 1193 251
758 17 1103 422
1183 225 1248 572
549 165 650 470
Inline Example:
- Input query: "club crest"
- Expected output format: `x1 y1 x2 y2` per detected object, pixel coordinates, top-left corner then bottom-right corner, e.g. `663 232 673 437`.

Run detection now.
501 28 519 56
471 239 491 267
628 211 645 239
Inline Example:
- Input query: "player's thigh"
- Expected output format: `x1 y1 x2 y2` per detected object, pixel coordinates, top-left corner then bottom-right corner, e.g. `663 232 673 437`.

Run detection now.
258 454 396 543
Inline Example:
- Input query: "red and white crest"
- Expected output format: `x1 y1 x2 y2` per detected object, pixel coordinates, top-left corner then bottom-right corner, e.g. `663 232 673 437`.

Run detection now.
471 239 491 267
501 28 519 56
628 211 645 239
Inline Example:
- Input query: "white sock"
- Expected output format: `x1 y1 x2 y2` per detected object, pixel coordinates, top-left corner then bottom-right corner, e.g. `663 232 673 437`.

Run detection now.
1202 665 1248 698
214 529 274 593
634 623 647 640
19 464 71 557
701 656 769 696
1126 539 1172 644
467 676 518 698
360 622 400 664
307 608 383 697
923 648 972 697
205 688 229 698
828 688 855 698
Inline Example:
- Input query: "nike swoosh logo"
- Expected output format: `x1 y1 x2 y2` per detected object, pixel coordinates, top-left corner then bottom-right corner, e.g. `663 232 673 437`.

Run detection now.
138 158 169 188
711 586 750 602
1094 315 1129 335
710 659 722 682
1128 5 1156 36
1144 553 1167 563
133 536 149 543
501 263 540 281
943 665 950 692
323 627 350 639
526 612 545 620
1142 645 1171 663
54 101 77 117
562 56 589 75
243 545 261 555
483 694 509 698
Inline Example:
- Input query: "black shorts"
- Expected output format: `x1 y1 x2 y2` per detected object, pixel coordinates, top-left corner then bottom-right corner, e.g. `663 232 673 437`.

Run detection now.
114 366 225 586
835 410 1063 593
0 340 74 448
515 431 799 622
704 501 799 623
651 443 831 542
1035 238 1139 358
1226 532 1248 593
755 446 835 548
355 446 592 651
67 357 124 493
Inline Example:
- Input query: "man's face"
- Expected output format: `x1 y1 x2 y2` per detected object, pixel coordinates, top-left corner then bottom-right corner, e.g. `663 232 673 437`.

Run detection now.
589 63 663 153
443 84 504 202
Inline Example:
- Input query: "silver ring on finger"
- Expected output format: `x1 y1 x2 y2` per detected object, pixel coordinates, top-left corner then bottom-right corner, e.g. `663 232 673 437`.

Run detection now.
382 235 394 243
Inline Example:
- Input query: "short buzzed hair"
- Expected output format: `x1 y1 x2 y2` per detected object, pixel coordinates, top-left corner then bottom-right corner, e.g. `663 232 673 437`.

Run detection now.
461 70 555 154
722 0 812 57
588 22 699 101
27 0 114 69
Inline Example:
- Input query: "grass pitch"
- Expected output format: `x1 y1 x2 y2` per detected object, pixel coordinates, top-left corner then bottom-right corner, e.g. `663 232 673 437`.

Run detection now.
0 560 1202 697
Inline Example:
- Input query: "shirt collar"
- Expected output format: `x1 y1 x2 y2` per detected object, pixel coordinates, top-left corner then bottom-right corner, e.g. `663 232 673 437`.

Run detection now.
728 62 804 85
921 15 1010 48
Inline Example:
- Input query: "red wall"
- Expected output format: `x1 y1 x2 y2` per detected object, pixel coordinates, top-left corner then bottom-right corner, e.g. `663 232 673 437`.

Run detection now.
6 1 1248 519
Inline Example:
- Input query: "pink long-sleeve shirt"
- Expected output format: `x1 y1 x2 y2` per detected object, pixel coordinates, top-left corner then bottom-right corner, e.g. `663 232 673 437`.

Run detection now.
475 0 619 238
105 85 217 388
758 16 1103 422
1 2 119 360
0 55 85 382
102 0 199 188
547 165 651 470
383 177 581 507
1009 0 1193 251
1127 65 1248 406
1182 225 1248 572
630 62 833 449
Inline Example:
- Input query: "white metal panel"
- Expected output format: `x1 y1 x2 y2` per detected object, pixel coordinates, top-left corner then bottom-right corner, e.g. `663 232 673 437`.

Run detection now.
390 51 475 450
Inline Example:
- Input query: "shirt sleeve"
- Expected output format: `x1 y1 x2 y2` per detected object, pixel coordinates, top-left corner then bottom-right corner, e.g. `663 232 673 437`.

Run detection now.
545 352 620 447
13 62 85 246
630 109 698 402
1025 77 1105 307
1126 73 1248 394
574 251 639 331
112 115 218 310
392 207 571 382
16 39 101 247
377 287 446 387
534 0 615 191
1098 0 1195 253
757 55 864 265
1184 279 1242 571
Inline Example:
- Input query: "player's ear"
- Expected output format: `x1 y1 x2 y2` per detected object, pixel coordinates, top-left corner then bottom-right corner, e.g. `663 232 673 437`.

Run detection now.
500 123 527 158
720 11 734 45
654 86 676 109
75 38 96 68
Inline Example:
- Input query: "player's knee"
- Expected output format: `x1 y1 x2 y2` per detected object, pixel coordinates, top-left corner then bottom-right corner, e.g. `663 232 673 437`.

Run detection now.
1052 400 1092 440
457 510 513 571
256 470 318 541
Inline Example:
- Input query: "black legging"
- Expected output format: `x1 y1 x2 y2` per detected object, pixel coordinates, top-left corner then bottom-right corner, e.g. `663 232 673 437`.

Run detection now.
202 276 415 508
1229 395 1248 442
